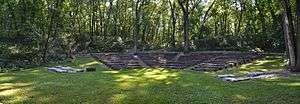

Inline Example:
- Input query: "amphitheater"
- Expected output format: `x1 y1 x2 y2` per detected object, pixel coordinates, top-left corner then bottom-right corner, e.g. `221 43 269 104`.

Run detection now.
91 51 263 71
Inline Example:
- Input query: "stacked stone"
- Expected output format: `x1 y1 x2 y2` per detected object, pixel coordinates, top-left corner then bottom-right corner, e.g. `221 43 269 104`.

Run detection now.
91 52 263 70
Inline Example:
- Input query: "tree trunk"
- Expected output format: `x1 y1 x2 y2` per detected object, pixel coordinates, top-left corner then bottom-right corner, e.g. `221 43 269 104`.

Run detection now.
236 0 243 34
199 0 215 40
133 1 140 53
295 0 300 71
169 0 176 49
132 0 146 53
183 11 190 53
88 0 96 50
43 19 52 63
178 0 191 53
42 0 62 63
282 0 296 69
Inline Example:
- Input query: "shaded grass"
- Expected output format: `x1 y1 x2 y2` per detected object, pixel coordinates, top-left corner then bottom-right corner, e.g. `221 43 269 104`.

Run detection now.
0 56 299 104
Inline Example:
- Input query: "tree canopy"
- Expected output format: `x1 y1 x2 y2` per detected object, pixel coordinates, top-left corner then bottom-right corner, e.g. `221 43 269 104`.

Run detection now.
0 0 299 70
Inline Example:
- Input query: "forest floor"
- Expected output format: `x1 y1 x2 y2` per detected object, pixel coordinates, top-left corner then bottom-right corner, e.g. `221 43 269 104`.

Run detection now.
0 56 300 104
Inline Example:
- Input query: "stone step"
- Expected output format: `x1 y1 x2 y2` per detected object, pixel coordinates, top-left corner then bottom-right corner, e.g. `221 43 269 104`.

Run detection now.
195 66 226 70
127 64 141 66
106 63 126 69
125 60 144 68
191 67 216 71
106 61 123 64
92 52 264 70
126 65 143 68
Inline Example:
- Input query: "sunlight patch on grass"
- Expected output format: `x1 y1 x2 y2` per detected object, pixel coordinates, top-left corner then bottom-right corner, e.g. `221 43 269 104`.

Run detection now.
237 71 251 74
143 69 178 80
0 88 20 96
79 61 99 67
0 83 32 88
263 76 280 81
9 95 29 104
0 76 15 82
145 74 168 80
108 94 127 104
257 69 269 72
165 81 173 85
115 75 136 82
218 56 286 76
0 82 33 104
37 96 55 104
279 82 300 87
235 94 247 100
254 60 277 66
114 68 179 89
102 70 120 74
232 94 248 103
30 70 42 73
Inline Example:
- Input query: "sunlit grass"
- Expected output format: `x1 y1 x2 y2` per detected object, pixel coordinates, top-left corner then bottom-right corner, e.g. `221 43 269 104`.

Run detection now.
279 82 300 87
216 56 286 76
79 61 99 67
0 56 299 104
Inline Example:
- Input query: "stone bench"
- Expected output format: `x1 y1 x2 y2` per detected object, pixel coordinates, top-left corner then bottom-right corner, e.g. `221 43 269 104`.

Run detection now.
48 66 85 73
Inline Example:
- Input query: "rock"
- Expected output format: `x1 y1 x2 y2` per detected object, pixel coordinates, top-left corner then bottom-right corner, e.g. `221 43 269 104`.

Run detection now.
217 74 235 78
251 74 277 79
247 72 266 77
48 67 68 73
48 66 85 73
68 68 85 73
221 77 251 82
218 72 279 82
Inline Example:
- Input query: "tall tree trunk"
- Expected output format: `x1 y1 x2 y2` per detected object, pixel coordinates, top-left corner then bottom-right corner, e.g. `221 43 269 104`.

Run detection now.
133 0 144 53
43 18 53 63
183 11 190 53
200 0 215 29
178 0 190 53
88 0 96 51
235 0 243 34
42 0 63 63
199 0 215 41
295 0 300 71
141 13 147 50
133 2 139 53
282 0 296 69
169 0 176 49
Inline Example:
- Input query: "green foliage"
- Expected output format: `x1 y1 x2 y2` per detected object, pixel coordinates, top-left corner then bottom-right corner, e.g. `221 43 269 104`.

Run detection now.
0 0 292 66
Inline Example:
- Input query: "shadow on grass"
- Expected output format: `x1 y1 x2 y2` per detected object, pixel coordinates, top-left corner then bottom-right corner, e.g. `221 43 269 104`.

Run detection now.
0 57 181 104
0 56 299 104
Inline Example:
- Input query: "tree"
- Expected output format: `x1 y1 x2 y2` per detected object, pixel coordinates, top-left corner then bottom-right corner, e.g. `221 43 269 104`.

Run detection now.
177 0 200 53
169 0 177 49
198 0 215 36
295 0 300 71
0 0 296 68
133 0 146 53
42 0 65 63
282 0 296 69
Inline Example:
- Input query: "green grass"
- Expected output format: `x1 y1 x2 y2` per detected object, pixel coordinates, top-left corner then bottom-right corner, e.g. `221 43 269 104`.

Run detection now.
215 56 287 76
0 56 299 104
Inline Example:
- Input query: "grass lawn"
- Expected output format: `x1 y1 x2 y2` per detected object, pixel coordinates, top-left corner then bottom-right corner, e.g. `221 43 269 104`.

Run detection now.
0 56 300 104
